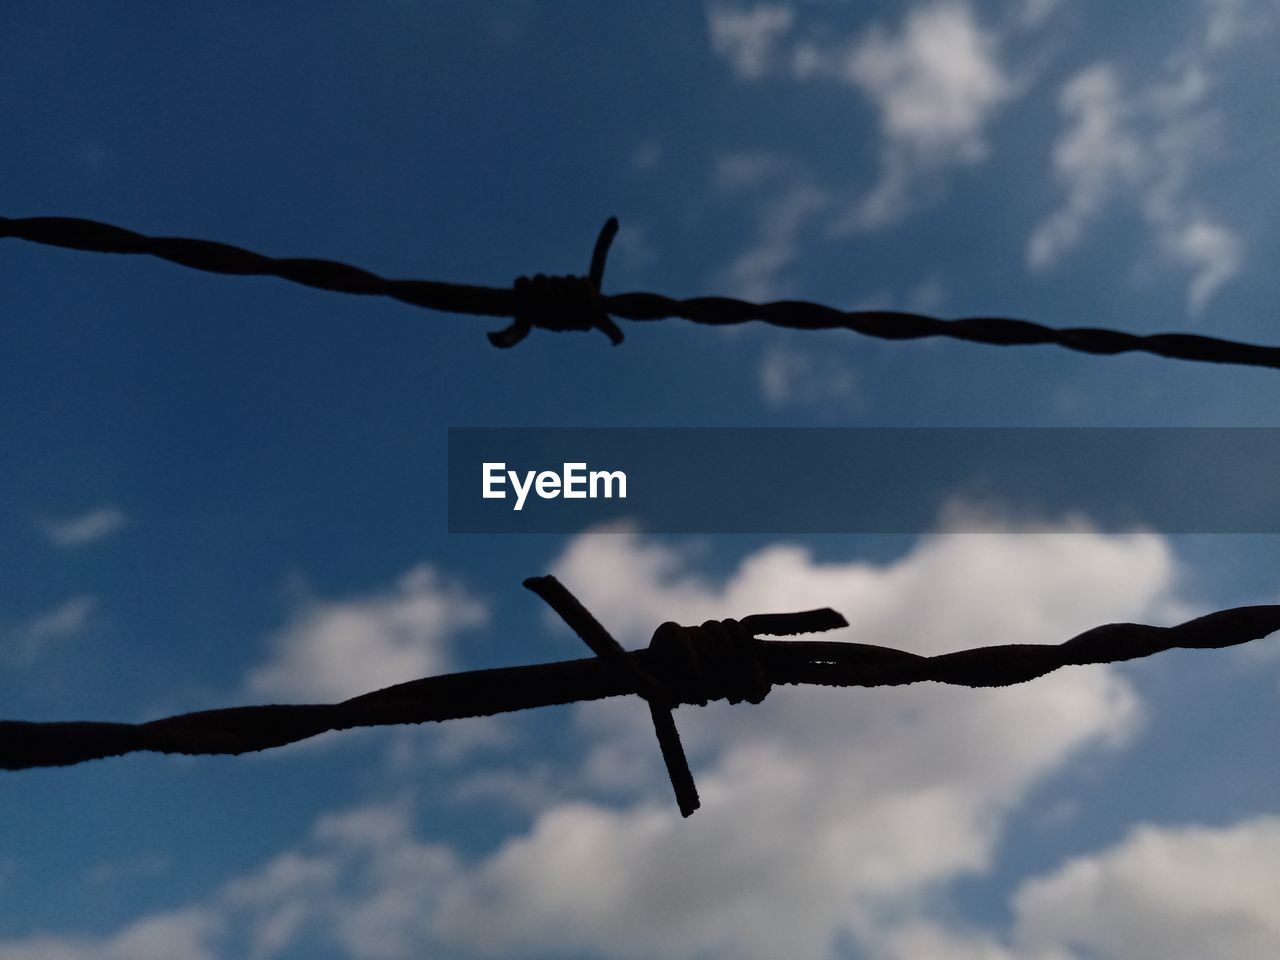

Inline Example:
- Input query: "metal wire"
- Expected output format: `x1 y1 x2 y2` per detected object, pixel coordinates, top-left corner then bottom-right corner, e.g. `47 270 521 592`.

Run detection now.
4 578 1276 817
5 213 1280 370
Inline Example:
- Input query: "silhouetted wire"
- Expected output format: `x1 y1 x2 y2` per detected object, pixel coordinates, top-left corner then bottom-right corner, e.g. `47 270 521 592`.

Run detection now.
5 214 1280 369
3 577 1277 817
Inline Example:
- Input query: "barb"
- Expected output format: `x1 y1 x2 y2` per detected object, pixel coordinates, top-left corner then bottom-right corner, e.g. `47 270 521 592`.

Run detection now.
488 218 623 347
520 575 827 815
2 582 1276 817
5 213 1280 370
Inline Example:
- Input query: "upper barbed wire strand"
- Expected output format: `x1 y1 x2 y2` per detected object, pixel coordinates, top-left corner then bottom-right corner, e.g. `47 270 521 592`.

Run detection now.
4 214 1280 369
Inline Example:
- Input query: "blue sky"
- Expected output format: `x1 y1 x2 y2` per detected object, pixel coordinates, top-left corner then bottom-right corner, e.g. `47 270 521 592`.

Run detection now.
2 2 1280 957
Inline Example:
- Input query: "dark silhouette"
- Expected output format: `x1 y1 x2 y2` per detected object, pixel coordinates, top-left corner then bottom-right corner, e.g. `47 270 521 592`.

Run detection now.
5 213 1280 368
3 577 1276 817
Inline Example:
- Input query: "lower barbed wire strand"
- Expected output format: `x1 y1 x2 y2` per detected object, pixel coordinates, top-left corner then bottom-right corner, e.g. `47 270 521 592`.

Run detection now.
2 603 1277 772
765 604 1280 689
0 657 634 769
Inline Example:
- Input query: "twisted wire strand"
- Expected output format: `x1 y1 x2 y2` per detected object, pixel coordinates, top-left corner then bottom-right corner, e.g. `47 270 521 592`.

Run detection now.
3 582 1276 815
5 213 1280 370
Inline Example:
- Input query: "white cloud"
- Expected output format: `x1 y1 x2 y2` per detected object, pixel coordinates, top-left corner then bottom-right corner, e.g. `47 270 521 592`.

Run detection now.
871 923 1037 960
706 3 795 79
6 595 96 665
215 801 460 960
0 804 437 960
0 908 221 960
82 855 170 890
1026 65 1143 271
752 272 944 413
758 341 860 414
885 816 1280 960
713 151 789 193
716 182 828 299
448 762 567 814
1012 817 1280 960
1165 217 1242 314
906 273 947 313
822 1 1015 232
243 564 486 702
384 711 517 771
1018 0 1065 30
18 595 96 646
845 4 1011 191
1027 3 1266 312
711 153 828 300
706 2 1016 233
1203 0 1260 51
39 506 128 548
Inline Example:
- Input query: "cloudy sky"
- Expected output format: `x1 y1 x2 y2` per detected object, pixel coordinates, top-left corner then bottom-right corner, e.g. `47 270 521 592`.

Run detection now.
3 2 1280 957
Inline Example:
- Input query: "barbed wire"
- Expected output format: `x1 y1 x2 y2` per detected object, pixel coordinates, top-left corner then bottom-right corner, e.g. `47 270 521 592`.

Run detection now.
4 577 1277 817
5 214 1280 369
